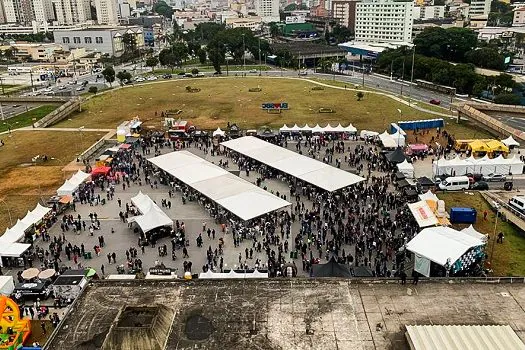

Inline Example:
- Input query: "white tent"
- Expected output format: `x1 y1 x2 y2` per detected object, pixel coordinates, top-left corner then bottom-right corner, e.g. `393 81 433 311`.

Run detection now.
397 160 414 178
418 190 439 202
0 242 31 258
461 225 487 243
132 207 173 233
323 124 337 132
0 276 14 296
345 124 357 133
57 180 77 196
31 203 51 222
279 124 291 132
0 227 24 246
360 130 379 139
333 124 346 132
70 170 90 184
502 136 520 148
434 155 524 176
290 124 301 132
407 201 439 228
379 131 397 149
312 124 324 133
301 124 313 132
406 226 485 267
213 127 225 137
390 132 406 147
21 210 40 228
221 136 365 192
131 191 154 214
199 270 268 279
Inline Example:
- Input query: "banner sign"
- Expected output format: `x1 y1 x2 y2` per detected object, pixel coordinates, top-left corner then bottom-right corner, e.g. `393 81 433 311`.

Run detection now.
261 102 288 110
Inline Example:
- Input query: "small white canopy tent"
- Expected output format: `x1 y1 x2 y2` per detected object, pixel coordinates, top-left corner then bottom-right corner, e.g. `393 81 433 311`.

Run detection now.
57 180 77 196
279 124 291 133
290 124 301 132
213 127 225 137
132 207 173 233
461 225 487 243
323 124 337 133
70 170 91 184
301 124 313 132
0 242 31 258
406 226 485 268
199 270 269 279
345 124 357 133
379 131 397 148
131 191 154 214
390 131 406 147
502 136 520 148
397 160 414 178
334 124 346 133
419 190 439 202
312 124 324 133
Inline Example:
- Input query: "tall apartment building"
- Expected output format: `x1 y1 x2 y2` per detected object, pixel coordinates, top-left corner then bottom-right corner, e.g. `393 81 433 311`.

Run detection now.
0 1 5 23
468 0 491 17
51 0 92 25
95 0 119 25
254 0 279 22
331 0 359 31
355 0 413 44
413 5 445 20
33 0 55 23
3 0 34 24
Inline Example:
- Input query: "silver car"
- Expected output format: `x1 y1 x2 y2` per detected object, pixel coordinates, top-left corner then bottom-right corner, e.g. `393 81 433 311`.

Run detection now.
482 173 507 182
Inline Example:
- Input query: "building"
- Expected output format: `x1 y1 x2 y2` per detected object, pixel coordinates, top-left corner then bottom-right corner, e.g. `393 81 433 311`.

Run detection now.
95 0 119 25
413 5 445 20
331 0 359 31
3 0 35 24
469 0 491 18
469 14 488 29
355 0 413 44
51 0 92 25
0 22 86 34
53 26 144 57
514 7 525 27
33 0 55 23
6 42 62 61
0 1 5 24
254 0 279 22
225 16 262 30
118 1 131 19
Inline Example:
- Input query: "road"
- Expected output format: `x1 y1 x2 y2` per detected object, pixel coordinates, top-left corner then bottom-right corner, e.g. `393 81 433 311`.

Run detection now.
0 102 44 120
488 113 525 133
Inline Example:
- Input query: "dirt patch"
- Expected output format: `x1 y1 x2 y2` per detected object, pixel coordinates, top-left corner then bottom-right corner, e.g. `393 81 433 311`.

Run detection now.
185 314 213 340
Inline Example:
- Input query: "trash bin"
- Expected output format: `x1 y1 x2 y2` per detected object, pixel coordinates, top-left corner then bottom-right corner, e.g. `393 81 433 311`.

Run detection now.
86 252 92 259
290 251 294 259
293 251 298 259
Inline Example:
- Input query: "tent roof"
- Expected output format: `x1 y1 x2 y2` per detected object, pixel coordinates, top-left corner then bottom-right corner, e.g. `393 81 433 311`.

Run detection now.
149 151 290 221
213 127 225 136
385 148 406 163
406 226 485 266
397 160 414 171
502 135 520 147
312 124 324 133
461 225 487 243
133 207 173 233
311 257 352 277
0 242 31 257
418 190 439 202
91 166 111 175
345 124 357 132
486 140 509 152
221 136 364 192
417 177 435 187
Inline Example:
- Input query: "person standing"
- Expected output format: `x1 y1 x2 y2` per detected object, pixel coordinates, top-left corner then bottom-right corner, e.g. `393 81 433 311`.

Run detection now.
101 264 105 276
400 271 407 285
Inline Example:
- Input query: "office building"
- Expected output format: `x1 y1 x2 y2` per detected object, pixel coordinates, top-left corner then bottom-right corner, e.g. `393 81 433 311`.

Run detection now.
331 0 359 31
469 0 490 17
95 0 119 25
355 0 413 44
413 5 445 20
254 0 279 22
53 26 144 57
51 0 92 25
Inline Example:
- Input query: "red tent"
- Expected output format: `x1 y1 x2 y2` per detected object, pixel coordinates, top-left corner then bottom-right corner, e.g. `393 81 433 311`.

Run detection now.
91 166 111 176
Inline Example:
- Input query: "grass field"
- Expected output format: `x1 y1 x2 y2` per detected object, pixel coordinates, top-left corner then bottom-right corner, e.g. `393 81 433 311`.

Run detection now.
437 192 525 276
0 105 58 132
0 130 105 233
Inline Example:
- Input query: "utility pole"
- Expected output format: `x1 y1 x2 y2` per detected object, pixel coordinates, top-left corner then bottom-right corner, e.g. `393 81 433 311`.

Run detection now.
408 46 415 106
390 60 393 81
400 58 405 95
242 33 246 74
258 38 262 75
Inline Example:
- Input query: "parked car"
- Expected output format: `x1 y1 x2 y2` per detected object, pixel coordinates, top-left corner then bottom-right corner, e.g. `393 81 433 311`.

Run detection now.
429 99 441 105
162 74 172 79
135 77 145 82
249 69 258 73
58 85 66 90
471 181 489 190
147 76 158 81
482 173 507 182
76 86 85 91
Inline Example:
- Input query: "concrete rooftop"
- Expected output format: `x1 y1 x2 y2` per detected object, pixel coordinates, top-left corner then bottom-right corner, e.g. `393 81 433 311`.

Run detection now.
45 279 525 350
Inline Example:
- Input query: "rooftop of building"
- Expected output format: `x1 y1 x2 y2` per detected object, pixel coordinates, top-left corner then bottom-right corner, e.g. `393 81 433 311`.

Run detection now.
45 279 525 350
54 25 142 32
271 42 346 55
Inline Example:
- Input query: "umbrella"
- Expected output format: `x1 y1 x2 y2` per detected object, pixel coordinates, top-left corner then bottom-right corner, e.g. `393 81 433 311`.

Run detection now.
38 269 56 279
85 268 96 278
21 268 40 280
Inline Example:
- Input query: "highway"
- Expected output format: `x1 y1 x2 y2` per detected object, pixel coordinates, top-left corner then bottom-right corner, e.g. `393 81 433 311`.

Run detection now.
0 102 45 120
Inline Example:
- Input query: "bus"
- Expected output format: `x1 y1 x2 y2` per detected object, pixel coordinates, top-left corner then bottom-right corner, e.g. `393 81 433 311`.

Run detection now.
415 79 456 96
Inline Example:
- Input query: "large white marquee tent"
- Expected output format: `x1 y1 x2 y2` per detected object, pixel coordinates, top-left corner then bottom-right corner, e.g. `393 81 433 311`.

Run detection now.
221 136 365 192
127 192 173 233
149 151 291 221
433 155 524 176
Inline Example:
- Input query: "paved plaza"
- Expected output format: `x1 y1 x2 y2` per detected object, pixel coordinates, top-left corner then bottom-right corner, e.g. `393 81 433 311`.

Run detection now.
10 139 397 279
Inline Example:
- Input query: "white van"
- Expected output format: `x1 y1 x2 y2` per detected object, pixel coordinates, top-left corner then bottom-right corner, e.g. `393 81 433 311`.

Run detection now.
509 196 525 214
438 176 470 191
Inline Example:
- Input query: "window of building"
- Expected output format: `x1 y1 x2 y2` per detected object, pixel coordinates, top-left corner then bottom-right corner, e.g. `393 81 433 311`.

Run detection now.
73 37 80 44
84 37 92 44
96 37 103 44
62 37 70 44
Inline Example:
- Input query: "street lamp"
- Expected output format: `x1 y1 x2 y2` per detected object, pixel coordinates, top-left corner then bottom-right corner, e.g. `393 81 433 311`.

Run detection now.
490 201 501 265
0 198 13 226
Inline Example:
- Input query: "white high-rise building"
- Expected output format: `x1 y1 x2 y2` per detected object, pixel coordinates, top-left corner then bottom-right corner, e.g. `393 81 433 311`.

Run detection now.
33 0 55 23
469 0 491 17
95 0 119 25
254 0 279 22
3 0 34 24
355 0 413 44
51 0 92 25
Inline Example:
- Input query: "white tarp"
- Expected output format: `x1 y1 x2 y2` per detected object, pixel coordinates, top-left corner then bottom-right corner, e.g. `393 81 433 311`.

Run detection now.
502 136 520 147
149 151 290 221
406 226 485 267
397 160 414 178
461 225 487 243
407 201 439 228
221 136 364 192
0 276 14 295
414 254 431 277
433 155 524 176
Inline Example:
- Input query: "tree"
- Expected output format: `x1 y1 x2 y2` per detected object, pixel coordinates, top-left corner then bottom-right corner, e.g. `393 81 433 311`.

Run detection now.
191 68 199 75
145 56 159 71
122 33 137 56
197 48 207 64
413 27 477 62
116 70 132 85
356 91 364 101
269 22 279 37
88 86 98 94
153 0 173 18
494 93 521 105
465 47 504 70
102 66 115 86
330 25 354 44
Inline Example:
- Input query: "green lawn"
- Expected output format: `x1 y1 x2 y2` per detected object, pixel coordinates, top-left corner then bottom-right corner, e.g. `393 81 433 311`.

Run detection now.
0 105 58 132
437 192 525 276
